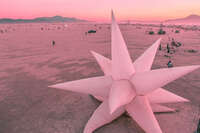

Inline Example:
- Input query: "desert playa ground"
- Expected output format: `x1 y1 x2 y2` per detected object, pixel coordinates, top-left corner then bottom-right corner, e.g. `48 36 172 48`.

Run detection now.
0 22 200 133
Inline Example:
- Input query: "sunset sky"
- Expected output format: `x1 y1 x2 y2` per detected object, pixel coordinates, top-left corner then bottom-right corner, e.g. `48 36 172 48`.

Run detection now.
1 0 200 21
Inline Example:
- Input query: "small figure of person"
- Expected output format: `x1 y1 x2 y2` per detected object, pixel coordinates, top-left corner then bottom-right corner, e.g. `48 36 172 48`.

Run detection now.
159 44 162 51
167 43 170 53
52 40 55 46
167 60 173 68
196 119 200 133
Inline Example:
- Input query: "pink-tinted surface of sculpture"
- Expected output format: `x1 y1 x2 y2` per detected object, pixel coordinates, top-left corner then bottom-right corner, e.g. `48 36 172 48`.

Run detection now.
49 11 200 133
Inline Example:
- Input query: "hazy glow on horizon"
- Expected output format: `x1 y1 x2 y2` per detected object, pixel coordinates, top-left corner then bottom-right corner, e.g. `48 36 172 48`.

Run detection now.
1 0 200 21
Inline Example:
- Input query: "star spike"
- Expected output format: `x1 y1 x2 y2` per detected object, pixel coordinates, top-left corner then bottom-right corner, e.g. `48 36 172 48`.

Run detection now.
111 10 135 80
131 65 200 95
148 88 189 104
133 38 162 73
126 96 162 133
151 103 176 113
91 51 111 76
49 76 112 98
84 100 125 133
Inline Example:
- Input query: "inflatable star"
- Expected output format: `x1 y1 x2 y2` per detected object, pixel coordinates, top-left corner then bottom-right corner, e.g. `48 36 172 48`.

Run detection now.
49 11 200 133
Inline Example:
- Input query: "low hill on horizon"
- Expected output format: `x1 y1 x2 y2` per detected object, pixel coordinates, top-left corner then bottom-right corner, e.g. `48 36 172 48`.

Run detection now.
0 16 87 23
165 14 200 24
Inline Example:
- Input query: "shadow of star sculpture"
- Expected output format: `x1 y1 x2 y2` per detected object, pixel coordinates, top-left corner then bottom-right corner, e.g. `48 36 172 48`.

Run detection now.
49 11 200 133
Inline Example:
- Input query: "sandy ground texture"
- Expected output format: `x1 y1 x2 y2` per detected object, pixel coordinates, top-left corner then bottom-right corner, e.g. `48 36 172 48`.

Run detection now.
0 23 200 133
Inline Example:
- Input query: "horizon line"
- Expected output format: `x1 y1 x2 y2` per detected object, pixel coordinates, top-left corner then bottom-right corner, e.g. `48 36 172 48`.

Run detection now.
0 13 200 22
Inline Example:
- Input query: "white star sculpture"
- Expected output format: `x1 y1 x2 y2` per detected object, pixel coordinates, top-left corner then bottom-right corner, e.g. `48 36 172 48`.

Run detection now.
49 11 200 133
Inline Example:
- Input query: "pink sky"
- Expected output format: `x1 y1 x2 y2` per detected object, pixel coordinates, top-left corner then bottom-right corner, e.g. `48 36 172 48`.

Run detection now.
1 0 200 21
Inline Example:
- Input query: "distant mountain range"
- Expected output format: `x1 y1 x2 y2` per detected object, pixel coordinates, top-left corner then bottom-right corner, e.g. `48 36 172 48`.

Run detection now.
123 14 200 25
1 14 200 24
165 14 200 24
0 16 87 23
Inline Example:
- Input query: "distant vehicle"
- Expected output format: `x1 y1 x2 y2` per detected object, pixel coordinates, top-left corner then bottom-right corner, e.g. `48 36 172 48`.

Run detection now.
88 30 96 33
148 31 155 35
158 29 166 35
187 49 198 53
175 30 180 33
